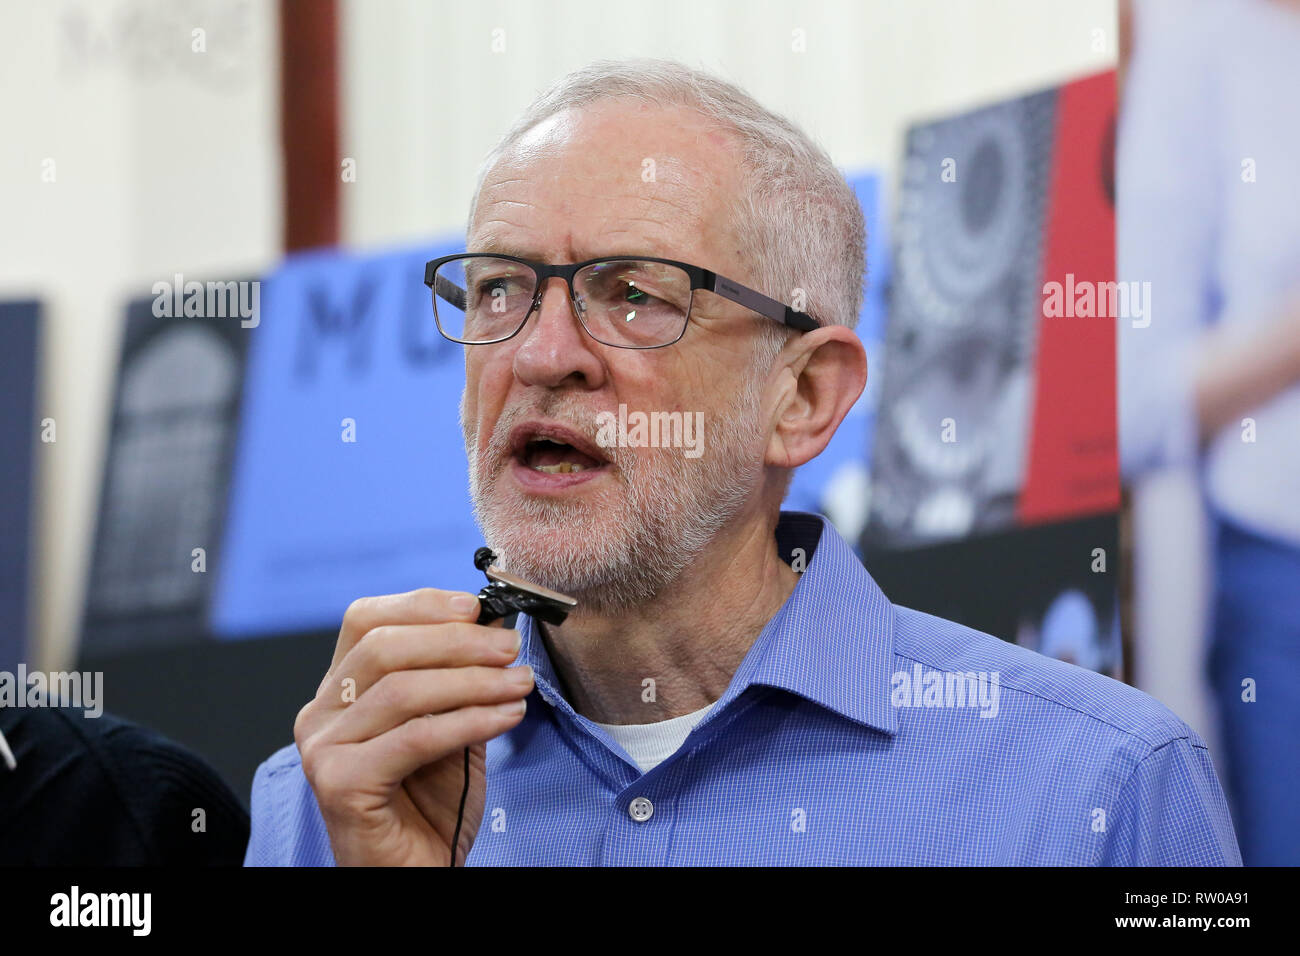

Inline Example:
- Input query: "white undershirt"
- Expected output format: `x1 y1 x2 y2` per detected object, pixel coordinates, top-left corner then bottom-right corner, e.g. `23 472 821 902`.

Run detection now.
589 701 715 773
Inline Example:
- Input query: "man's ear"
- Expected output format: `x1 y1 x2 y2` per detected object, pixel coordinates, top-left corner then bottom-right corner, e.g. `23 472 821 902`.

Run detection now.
765 326 868 469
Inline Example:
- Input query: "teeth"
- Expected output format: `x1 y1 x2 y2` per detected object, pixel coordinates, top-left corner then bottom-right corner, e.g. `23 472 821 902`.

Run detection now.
531 462 586 474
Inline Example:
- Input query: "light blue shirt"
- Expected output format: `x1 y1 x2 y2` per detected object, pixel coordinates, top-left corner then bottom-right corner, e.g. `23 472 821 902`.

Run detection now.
245 511 1240 865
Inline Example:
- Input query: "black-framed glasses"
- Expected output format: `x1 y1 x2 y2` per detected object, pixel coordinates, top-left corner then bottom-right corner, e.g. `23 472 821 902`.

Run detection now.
423 253 818 349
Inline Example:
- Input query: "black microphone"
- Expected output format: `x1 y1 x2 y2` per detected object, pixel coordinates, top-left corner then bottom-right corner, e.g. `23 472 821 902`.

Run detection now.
472 547 578 626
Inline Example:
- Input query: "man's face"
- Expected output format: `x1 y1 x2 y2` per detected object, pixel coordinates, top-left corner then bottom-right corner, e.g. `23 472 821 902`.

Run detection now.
459 100 779 613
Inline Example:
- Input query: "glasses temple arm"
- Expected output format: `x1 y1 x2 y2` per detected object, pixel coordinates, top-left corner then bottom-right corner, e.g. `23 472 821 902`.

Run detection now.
705 272 818 332
432 273 469 312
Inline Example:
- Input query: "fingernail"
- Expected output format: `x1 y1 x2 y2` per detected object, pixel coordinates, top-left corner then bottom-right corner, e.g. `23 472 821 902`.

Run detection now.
449 593 477 614
507 664 533 686
497 699 526 716
502 629 523 655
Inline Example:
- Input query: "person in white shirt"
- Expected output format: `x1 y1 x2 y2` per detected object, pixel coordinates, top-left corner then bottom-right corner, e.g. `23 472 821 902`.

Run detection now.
1118 0 1300 864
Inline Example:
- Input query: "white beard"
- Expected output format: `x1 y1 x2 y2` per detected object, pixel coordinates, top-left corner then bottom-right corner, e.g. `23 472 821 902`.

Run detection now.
462 384 766 616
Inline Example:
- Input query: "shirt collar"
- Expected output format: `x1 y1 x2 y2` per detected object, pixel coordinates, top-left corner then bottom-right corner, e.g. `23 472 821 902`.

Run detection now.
515 510 899 736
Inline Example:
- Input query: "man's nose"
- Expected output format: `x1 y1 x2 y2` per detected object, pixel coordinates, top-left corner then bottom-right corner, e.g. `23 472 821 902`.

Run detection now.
512 276 606 389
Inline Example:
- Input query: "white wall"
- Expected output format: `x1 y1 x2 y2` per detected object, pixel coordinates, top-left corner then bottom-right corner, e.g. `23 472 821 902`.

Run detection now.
0 0 281 670
0 0 1114 669
341 0 1117 248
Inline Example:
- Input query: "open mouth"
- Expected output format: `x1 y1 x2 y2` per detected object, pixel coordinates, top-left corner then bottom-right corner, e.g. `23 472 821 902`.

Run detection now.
520 438 604 474
507 422 613 487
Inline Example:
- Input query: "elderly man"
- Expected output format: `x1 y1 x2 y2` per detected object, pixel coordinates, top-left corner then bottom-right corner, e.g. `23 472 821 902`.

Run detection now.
246 59 1240 866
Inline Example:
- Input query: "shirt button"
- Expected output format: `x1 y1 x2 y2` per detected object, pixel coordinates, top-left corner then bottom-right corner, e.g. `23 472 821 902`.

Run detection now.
628 797 654 822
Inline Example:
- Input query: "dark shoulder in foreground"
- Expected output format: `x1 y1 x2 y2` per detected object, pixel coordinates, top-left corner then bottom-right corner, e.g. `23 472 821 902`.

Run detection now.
0 705 250 865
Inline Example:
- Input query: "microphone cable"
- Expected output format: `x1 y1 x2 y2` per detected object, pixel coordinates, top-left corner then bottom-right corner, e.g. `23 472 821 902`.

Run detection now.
449 745 469 866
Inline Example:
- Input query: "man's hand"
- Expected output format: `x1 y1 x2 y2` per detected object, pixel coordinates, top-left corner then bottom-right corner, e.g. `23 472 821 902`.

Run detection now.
294 588 532 866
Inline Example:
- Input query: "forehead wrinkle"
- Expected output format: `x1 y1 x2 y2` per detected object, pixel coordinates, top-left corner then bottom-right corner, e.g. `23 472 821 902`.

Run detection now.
592 225 684 256
629 192 708 221
469 224 535 251
475 197 538 214
480 179 536 197
599 214 689 231
555 181 712 216
475 218 532 230
468 230 548 258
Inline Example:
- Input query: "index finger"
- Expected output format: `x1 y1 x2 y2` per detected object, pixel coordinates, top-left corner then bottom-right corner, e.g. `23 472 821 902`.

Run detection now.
329 587 482 674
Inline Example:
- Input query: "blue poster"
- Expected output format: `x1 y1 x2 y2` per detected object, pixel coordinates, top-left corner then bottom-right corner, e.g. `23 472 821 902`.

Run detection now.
210 242 483 638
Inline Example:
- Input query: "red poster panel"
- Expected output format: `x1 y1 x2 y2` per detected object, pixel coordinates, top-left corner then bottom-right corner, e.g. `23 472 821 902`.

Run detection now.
1018 71 1119 523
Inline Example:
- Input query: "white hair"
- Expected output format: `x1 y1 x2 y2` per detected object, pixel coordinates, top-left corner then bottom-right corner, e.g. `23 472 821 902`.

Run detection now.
467 57 867 352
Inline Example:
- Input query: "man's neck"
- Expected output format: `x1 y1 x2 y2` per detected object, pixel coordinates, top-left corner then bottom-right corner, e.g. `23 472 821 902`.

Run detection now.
537 509 800 725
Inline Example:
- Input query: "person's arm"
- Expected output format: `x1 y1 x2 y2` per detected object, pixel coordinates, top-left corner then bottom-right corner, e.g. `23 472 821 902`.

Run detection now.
1117 0 1223 476
1099 736 1241 865
1192 300 1300 442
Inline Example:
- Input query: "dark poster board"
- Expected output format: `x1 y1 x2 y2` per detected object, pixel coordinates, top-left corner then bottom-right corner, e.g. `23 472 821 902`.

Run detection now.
865 514 1123 679
76 287 262 797
0 301 39 671
80 292 253 653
